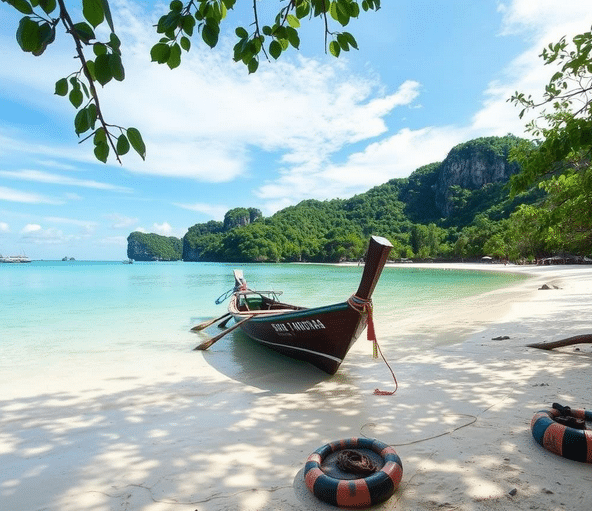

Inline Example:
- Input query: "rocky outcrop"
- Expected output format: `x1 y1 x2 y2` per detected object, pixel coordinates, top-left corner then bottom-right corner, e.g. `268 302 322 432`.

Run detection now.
434 137 521 217
223 207 262 230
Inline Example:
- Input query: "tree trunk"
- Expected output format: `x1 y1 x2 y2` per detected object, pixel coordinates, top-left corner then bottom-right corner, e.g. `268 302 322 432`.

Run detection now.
527 334 592 350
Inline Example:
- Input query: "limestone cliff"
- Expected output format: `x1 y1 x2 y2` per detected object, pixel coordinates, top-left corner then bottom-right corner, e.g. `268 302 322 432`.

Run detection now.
434 137 522 217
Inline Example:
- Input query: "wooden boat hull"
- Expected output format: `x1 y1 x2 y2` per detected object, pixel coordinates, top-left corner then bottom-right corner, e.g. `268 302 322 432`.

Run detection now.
232 301 368 375
225 236 393 375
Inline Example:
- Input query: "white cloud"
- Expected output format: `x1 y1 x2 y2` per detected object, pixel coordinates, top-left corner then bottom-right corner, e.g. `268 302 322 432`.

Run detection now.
0 170 132 192
19 223 85 245
106 213 139 229
255 126 468 209
0 221 10 233
150 222 186 238
152 222 173 235
44 216 98 234
174 202 228 221
21 224 42 234
0 186 63 204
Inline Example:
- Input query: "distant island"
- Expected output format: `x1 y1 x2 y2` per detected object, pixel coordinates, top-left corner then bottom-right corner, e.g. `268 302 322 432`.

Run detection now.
126 135 572 264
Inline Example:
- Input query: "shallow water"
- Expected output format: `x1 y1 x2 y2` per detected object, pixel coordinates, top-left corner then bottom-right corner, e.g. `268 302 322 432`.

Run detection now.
0 261 526 375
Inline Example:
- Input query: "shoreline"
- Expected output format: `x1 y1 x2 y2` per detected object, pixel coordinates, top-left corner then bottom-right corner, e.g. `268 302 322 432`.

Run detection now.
1 264 591 510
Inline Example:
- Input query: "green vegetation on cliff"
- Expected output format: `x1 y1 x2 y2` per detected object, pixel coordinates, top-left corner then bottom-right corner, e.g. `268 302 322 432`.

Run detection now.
127 232 183 261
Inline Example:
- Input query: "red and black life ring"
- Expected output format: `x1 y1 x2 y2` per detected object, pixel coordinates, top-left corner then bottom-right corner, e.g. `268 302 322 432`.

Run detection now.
531 403 592 463
304 438 403 508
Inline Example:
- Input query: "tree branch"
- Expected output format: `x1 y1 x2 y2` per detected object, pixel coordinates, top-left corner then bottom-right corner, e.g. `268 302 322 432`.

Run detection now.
56 0 121 164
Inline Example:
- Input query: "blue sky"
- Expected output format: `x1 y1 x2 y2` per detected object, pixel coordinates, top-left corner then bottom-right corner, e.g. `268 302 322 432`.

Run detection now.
0 1 591 260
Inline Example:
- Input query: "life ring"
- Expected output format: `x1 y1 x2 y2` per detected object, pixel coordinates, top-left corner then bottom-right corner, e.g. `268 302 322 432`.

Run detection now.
304 438 403 508
531 403 592 463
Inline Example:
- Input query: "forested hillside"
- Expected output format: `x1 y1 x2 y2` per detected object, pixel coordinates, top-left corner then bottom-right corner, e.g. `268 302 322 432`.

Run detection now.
127 232 183 261
128 134 572 263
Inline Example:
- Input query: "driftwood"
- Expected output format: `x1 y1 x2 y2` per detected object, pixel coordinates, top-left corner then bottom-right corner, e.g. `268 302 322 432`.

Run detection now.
527 334 592 350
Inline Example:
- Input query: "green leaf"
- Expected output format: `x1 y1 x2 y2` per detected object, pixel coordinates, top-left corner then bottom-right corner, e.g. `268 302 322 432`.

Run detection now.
6 0 34 15
167 43 181 69
180 36 191 51
93 42 107 56
116 134 130 155
94 127 107 145
169 0 183 12
342 31 358 49
94 141 109 163
202 22 219 48
32 21 55 55
94 53 112 85
181 14 195 36
127 127 146 160
286 27 300 49
286 14 300 28
295 2 310 18
83 0 104 28
84 60 96 81
329 40 340 57
69 88 83 108
109 53 125 81
38 0 55 13
235 26 248 39
150 43 171 64
74 106 91 135
86 102 97 129
54 78 68 96
16 17 40 53
269 40 282 59
100 0 115 33
161 12 181 32
109 32 121 51
247 57 258 74
73 22 96 44
329 1 339 21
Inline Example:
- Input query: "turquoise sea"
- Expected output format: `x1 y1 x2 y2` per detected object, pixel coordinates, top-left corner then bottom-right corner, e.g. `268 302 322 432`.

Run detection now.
0 261 527 376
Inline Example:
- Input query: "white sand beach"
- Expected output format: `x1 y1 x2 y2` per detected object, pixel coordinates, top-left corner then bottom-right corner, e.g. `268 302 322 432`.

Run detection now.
1 264 591 511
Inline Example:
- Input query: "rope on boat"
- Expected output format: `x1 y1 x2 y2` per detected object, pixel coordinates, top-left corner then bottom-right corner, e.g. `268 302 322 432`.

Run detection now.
347 295 398 396
215 287 235 305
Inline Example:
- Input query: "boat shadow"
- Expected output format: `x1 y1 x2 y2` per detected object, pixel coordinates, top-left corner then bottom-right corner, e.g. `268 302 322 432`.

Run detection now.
200 329 332 393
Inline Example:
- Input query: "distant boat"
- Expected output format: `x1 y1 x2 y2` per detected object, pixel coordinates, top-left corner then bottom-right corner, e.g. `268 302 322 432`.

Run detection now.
208 235 392 374
122 258 133 264
62 256 76 261
0 254 32 263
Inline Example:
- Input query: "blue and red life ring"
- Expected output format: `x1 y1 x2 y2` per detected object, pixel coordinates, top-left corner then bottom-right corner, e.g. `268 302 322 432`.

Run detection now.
304 438 403 508
531 403 592 463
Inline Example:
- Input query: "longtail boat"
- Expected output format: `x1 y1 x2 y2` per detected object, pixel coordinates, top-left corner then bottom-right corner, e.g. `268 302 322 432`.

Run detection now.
223 236 392 374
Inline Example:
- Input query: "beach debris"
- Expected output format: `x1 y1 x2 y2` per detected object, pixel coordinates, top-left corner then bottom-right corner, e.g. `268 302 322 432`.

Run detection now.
527 334 592 350
492 335 510 340
538 283 561 290
508 488 518 496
